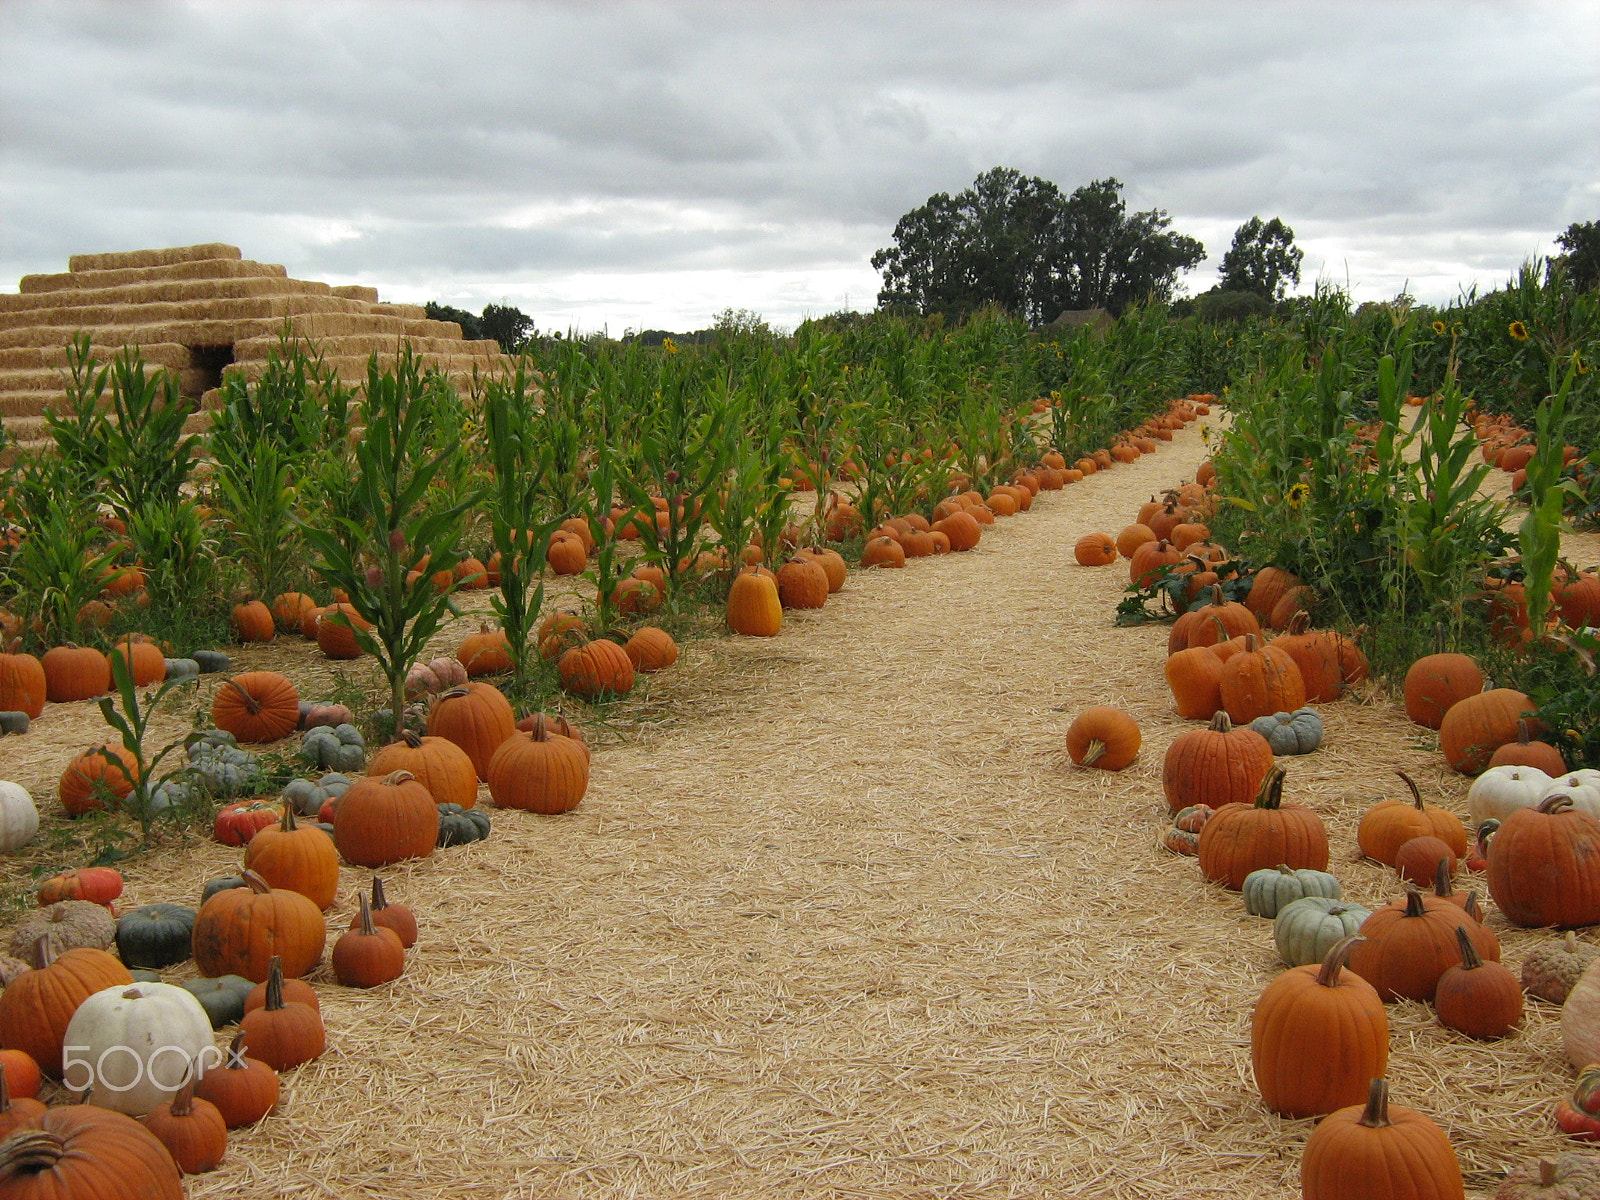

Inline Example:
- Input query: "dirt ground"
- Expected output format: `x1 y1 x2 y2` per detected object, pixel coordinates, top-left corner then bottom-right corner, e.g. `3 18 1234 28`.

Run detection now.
3 417 1595 1199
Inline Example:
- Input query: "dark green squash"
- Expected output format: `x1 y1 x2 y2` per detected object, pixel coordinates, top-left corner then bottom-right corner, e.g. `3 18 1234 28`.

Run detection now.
129 968 163 983
437 803 491 846
181 973 255 1029
202 875 248 905
115 902 198 968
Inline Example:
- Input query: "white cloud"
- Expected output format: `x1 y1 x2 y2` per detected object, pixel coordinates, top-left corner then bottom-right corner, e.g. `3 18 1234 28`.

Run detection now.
1 0 1596 330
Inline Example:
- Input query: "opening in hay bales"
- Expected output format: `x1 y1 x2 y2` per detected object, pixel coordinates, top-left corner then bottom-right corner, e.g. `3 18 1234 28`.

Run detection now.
188 343 234 397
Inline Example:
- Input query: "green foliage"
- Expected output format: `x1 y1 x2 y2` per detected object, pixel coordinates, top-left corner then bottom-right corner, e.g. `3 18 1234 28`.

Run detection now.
300 348 483 728
95 651 199 843
1 466 115 648
1217 216 1303 301
873 167 1204 322
1555 220 1600 292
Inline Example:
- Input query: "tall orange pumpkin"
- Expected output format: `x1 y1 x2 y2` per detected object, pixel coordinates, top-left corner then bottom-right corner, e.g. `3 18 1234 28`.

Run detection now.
427 683 515 778
367 731 478 809
333 771 438 869
1197 767 1328 890
727 567 783 635
486 716 590 814
1162 711 1274 814
245 807 341 910
0 938 132 1077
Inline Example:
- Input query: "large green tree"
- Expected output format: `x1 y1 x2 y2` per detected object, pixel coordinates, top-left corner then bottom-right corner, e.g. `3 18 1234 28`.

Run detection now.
872 168 1204 323
1217 216 1303 301
1216 217 1305 302
1554 219 1600 291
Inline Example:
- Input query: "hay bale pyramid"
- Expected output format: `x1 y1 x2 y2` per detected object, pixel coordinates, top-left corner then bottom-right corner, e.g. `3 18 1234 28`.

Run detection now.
0 242 513 459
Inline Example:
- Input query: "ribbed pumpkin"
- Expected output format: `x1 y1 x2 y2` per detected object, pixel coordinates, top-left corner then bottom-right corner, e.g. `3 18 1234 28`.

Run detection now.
1074 533 1117 567
1168 586 1259 653
860 535 906 568
333 770 438 868
0 938 133 1077
1485 718 1568 775
726 567 783 634
1433 925 1522 1038
456 623 512 678
359 877 417 948
237 957 324 1071
191 871 325 983
1252 936 1388 1117
486 716 589 814
211 672 300 744
1403 649 1484 729
1162 711 1274 814
58 744 141 817
1348 887 1501 1002
366 731 478 809
624 627 679 673
1116 524 1157 559
776 557 829 609
1218 634 1305 725
796 546 847 591
139 1073 227 1174
331 894 405 989
1271 612 1369 702
557 639 636 699
230 599 274 643
194 1030 277 1129
933 511 982 552
1487 794 1600 928
0 1105 184 1199
1243 566 1302 619
1064 707 1140 770
1438 687 1535 775
244 807 340 910
1197 768 1329 890
1164 645 1225 719
0 641 46 719
1300 1079 1464 1200
41 644 111 702
1356 771 1469 866
269 592 317 633
1127 539 1182 587
315 603 371 659
108 638 165 688
427 682 515 778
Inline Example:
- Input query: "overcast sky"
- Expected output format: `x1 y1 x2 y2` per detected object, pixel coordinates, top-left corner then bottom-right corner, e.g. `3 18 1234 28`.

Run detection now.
3 1 1597 333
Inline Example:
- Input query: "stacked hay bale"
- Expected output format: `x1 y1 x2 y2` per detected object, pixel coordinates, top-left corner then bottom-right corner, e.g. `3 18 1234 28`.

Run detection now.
0 244 512 461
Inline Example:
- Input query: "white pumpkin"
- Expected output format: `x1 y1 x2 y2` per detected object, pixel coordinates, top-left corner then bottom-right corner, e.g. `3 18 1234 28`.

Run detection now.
1467 764 1552 826
0 782 39 853
1545 771 1600 819
61 981 217 1115
1565 958 1600 1070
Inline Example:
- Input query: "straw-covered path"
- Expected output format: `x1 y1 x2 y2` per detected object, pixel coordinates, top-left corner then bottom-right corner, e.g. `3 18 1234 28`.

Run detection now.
31 419 1569 1198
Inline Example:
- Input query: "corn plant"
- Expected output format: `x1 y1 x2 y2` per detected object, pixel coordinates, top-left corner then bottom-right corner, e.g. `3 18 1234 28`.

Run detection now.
1 466 116 649
91 347 199 526
95 651 200 843
300 349 481 732
481 363 567 683
126 498 225 644
1520 364 1580 635
42 333 114 491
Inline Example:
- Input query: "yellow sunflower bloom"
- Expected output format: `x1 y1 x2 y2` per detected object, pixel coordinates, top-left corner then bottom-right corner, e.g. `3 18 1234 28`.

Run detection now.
1286 482 1311 508
661 337 678 354
1432 321 1446 335
1509 321 1529 341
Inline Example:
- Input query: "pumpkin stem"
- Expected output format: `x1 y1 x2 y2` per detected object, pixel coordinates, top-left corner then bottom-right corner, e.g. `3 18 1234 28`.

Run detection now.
223 676 263 715
1357 1078 1392 1129
1539 793 1577 816
357 892 377 937
1433 858 1454 898
1453 924 1483 971
264 956 285 1011
279 805 298 833
0 1066 12 1112
529 713 549 743
372 876 389 912
30 930 56 971
1516 717 1534 747
0 1130 68 1171
169 1071 196 1117
242 870 273 894
224 1030 249 1072
1316 935 1364 987
1253 767 1287 810
1463 892 1485 923
381 770 417 787
1402 885 1427 919
401 730 423 749
1208 710 1234 733
1541 1161 1558 1188
1396 770 1423 811
1081 738 1107 766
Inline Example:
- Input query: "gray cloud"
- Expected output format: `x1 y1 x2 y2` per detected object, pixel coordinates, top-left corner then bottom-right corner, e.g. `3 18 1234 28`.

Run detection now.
2 0 1596 330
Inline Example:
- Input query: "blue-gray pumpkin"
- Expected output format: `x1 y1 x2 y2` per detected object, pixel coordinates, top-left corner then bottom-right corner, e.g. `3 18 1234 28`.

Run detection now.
1273 895 1372 966
1242 864 1342 918
437 803 491 846
115 902 198 968
1249 707 1324 755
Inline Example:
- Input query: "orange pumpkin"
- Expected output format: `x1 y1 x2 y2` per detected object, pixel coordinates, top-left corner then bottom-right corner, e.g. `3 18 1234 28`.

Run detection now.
367 731 478 809
427 683 516 778
333 771 438 869
212 671 300 744
58 744 141 816
1197 768 1329 890
486 715 590 814
1065 706 1140 770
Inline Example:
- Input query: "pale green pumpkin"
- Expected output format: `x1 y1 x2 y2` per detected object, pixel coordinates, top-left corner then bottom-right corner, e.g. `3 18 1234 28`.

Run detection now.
1244 863 1342 918
1274 895 1372 966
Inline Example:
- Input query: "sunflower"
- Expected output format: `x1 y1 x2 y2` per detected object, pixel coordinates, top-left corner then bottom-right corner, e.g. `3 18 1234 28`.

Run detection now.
1432 320 1447 335
661 336 678 354
1509 320 1529 341
1286 482 1311 509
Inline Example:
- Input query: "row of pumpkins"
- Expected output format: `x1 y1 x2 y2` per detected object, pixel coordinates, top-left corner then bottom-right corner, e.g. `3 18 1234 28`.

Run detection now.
0 396 1206 1193
1063 475 1600 1198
